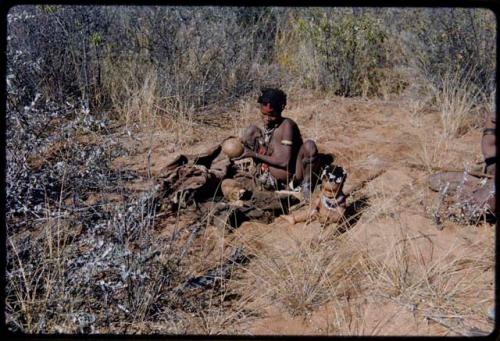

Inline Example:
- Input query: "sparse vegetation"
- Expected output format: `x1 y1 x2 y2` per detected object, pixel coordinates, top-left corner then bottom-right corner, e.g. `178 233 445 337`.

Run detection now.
6 5 495 336
434 69 483 138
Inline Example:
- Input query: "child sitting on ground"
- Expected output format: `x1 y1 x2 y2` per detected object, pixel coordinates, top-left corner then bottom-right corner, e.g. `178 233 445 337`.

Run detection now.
282 165 347 225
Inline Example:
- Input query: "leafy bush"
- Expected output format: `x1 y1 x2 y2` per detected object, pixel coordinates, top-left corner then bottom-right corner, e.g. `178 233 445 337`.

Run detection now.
277 8 394 96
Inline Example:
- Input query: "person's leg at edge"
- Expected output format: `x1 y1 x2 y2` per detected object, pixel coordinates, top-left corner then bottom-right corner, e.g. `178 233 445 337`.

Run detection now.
294 140 321 200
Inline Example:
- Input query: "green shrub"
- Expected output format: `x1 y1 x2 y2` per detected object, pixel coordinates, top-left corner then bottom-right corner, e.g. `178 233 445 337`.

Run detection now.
278 9 393 96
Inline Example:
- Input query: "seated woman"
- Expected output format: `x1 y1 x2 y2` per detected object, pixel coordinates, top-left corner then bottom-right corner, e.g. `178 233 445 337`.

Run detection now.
237 88 328 200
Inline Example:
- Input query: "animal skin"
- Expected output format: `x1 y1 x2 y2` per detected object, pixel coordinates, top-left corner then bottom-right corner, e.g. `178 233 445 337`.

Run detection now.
221 178 247 202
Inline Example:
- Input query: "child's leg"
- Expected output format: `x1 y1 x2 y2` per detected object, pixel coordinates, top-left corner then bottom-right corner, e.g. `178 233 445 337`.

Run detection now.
282 209 316 224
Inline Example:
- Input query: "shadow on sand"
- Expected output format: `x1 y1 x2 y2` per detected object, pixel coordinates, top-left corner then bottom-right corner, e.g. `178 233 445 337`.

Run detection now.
336 195 370 234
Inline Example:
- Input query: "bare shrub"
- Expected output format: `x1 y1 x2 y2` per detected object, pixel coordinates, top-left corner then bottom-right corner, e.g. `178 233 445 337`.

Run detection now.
8 6 495 117
8 6 285 119
7 6 111 109
398 8 496 95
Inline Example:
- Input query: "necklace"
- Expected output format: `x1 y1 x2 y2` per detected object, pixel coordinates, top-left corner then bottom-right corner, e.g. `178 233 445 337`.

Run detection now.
263 118 283 146
321 194 346 211
263 127 275 146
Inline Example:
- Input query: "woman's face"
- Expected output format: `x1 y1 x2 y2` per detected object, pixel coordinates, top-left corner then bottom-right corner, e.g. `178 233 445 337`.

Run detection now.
260 103 280 127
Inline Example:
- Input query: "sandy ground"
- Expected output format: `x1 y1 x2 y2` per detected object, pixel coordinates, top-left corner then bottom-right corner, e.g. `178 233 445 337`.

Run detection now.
110 91 494 336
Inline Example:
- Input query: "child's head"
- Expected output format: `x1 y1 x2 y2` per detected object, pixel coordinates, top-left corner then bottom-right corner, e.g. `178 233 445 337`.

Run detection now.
320 165 347 196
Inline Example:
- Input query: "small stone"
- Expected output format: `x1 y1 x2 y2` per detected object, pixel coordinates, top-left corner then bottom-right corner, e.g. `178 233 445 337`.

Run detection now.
487 306 495 320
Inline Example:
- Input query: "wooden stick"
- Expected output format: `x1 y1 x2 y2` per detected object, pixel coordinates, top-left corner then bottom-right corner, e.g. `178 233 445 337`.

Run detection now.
274 190 304 201
423 313 485 336
405 162 494 179
345 169 386 197
278 169 385 206
289 201 307 213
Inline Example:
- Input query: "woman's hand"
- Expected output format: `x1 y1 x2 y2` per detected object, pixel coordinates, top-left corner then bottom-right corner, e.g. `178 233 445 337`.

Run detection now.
233 147 255 160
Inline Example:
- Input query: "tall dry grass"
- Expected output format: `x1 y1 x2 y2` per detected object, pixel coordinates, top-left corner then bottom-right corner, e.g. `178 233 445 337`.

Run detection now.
413 134 452 173
6 207 85 332
104 60 159 129
233 224 364 320
433 70 484 138
228 159 494 335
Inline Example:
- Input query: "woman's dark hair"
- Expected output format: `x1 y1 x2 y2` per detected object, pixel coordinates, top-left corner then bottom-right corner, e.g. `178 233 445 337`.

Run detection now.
257 88 287 113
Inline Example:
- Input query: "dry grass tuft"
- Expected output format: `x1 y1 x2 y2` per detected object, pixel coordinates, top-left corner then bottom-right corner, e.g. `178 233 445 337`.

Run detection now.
433 70 482 139
358 216 494 335
7 212 82 333
236 227 365 319
411 133 451 174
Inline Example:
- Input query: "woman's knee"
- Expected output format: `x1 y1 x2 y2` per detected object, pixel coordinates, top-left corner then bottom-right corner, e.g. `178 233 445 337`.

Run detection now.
301 139 318 158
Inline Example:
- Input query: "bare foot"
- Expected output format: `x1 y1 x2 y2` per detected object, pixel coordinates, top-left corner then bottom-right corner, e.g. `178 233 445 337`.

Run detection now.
280 215 296 225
